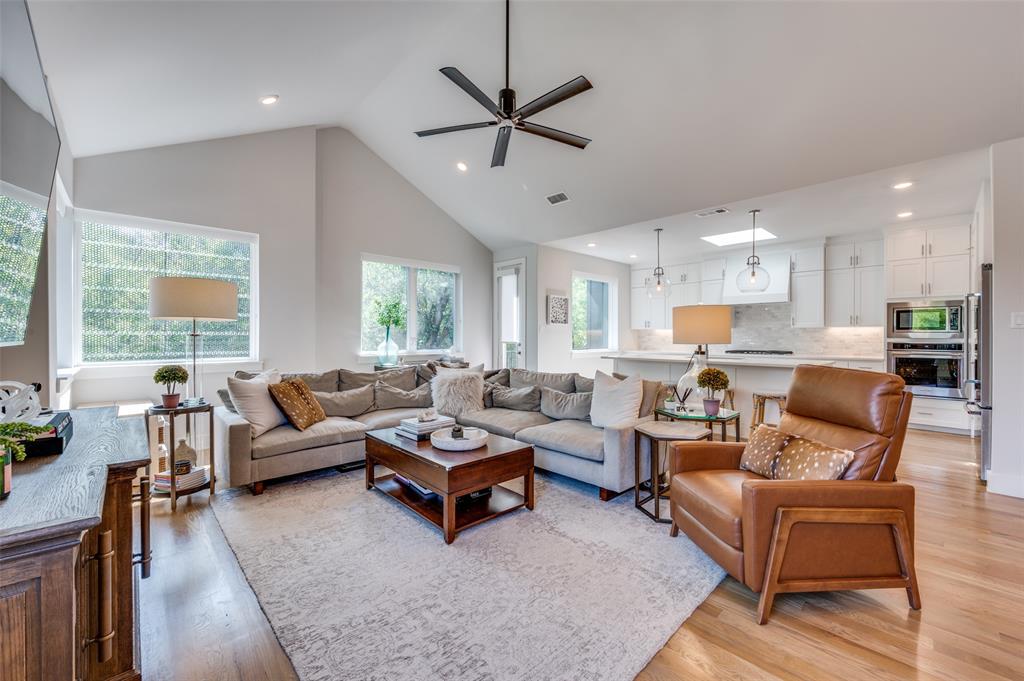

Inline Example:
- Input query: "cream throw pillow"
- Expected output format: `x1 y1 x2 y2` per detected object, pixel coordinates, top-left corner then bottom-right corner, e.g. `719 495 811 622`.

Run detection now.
590 371 643 427
431 371 485 417
226 370 287 438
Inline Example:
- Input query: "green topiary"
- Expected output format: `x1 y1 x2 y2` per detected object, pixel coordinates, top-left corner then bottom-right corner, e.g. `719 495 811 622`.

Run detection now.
374 297 407 331
0 422 51 462
696 367 729 399
153 365 189 395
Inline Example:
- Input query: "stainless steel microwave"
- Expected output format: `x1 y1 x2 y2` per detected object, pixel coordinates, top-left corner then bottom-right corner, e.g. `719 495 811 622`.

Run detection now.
887 299 964 340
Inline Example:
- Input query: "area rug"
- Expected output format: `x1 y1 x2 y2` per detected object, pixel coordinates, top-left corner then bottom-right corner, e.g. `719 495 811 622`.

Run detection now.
211 468 725 681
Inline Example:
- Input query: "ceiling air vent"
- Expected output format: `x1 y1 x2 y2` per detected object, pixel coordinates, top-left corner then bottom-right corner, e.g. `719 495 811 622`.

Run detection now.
695 207 730 218
546 192 571 206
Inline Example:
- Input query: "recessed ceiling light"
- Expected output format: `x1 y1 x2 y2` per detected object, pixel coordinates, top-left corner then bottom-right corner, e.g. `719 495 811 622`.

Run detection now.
700 228 776 247
892 181 914 190
897 211 914 218
259 94 280 105
629 254 638 259
456 161 468 173
586 242 597 248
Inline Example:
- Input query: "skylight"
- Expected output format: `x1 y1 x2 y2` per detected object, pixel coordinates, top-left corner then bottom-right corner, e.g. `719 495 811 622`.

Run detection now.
700 228 777 247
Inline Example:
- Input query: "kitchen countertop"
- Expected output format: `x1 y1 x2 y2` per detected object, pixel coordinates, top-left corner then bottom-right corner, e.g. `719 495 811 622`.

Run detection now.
602 352 841 369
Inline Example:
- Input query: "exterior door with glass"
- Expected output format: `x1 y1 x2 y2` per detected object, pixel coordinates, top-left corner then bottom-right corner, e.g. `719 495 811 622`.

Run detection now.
495 260 525 369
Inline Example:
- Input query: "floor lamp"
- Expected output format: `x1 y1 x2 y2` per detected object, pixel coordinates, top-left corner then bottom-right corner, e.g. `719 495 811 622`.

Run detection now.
149 277 238 404
672 305 732 407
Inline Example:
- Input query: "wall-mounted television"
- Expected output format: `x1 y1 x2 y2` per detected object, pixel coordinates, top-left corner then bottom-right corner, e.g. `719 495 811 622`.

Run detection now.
0 0 60 347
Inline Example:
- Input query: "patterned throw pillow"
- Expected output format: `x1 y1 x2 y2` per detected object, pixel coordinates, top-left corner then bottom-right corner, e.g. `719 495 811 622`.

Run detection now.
739 425 790 477
773 436 856 480
268 379 326 431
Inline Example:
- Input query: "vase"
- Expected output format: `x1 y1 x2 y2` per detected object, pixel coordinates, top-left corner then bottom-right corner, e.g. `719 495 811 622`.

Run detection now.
377 327 399 366
703 398 721 417
1 447 10 500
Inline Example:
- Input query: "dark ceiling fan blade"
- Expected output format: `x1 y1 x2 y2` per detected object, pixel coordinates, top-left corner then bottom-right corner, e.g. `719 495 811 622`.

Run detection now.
516 121 590 149
491 126 512 167
512 75 592 120
415 121 497 137
440 67 504 118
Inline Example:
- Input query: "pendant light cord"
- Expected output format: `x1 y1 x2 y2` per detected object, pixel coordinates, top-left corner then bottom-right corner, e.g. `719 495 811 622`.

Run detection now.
505 0 510 89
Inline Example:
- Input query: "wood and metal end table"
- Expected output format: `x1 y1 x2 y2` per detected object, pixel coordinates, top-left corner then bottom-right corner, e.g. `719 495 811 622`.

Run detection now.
654 406 741 442
634 421 711 523
143 402 216 512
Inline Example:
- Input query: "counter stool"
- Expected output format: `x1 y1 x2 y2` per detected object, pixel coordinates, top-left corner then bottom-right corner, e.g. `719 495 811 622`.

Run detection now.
751 392 787 435
634 421 711 523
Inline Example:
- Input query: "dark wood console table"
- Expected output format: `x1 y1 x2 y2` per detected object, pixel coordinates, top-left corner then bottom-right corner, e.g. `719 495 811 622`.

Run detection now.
0 407 148 681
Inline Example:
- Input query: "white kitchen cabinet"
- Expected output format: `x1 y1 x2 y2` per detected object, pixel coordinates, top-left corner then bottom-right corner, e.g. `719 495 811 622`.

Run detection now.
887 259 928 298
630 269 650 288
701 258 726 282
909 396 970 432
856 239 884 267
701 279 723 305
886 230 927 261
791 246 825 273
669 281 701 309
666 262 701 284
631 287 669 330
927 225 970 257
927 254 971 298
826 243 856 270
855 266 885 326
791 270 825 327
826 269 856 326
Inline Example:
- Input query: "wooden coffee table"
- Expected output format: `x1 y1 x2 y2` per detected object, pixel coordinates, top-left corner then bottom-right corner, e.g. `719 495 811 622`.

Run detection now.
364 428 535 544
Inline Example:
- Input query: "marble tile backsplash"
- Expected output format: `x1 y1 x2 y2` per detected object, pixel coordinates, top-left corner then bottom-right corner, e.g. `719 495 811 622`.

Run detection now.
633 303 885 357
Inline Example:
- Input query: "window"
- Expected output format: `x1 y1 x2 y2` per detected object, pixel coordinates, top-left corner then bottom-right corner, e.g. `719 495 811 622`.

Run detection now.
76 214 256 364
361 256 460 354
0 189 47 346
572 274 614 351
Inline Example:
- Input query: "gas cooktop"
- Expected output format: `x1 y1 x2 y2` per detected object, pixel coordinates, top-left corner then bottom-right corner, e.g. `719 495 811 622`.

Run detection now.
724 349 794 355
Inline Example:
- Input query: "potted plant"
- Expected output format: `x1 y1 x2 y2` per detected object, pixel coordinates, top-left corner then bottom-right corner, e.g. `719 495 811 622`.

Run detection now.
696 367 730 417
154 365 189 408
0 422 50 500
373 297 407 367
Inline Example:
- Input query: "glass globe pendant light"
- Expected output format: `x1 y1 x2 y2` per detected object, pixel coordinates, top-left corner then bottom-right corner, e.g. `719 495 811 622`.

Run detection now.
646 227 669 299
737 209 771 293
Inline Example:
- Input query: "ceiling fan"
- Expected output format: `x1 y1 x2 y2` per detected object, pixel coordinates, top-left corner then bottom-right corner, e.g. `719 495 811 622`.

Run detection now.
414 0 593 167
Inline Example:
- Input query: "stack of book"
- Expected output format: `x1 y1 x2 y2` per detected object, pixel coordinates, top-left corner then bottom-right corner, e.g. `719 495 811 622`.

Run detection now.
395 415 455 441
152 465 209 493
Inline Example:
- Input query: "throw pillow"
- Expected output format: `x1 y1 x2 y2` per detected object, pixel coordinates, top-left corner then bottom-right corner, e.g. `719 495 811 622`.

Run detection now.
435 363 485 375
226 370 287 438
773 436 856 481
431 371 484 417
510 368 576 393
374 381 433 410
268 380 326 431
613 373 671 417
483 368 511 386
415 363 437 386
739 425 790 477
282 370 339 392
217 388 237 414
313 384 375 417
540 387 592 421
590 371 643 427
339 366 417 392
490 385 541 411
574 374 594 393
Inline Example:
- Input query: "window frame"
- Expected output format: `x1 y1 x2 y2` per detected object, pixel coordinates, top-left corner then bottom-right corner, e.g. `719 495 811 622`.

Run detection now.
359 252 463 358
72 208 260 368
0 180 50 347
570 270 619 355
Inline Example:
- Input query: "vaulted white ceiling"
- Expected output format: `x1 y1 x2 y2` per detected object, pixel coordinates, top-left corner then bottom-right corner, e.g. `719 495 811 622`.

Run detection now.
29 1 1024 250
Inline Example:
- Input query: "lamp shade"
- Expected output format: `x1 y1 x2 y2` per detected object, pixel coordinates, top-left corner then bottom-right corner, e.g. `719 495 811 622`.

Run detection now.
149 277 238 321
672 305 732 345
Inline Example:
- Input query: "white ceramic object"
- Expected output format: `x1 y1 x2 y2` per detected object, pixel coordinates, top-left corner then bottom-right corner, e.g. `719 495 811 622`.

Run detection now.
0 381 42 423
430 427 489 452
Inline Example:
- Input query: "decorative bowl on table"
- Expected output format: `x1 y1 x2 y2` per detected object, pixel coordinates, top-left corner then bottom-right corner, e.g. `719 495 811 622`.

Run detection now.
430 427 489 451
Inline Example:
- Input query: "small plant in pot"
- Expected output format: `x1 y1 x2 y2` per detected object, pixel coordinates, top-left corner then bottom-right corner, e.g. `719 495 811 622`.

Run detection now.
0 422 50 499
696 367 729 417
154 365 189 408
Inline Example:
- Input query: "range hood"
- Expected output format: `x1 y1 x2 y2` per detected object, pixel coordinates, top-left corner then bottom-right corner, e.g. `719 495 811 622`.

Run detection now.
721 252 791 304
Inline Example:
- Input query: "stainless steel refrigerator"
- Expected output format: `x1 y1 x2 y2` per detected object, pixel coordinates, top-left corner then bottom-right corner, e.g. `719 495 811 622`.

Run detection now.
966 263 992 481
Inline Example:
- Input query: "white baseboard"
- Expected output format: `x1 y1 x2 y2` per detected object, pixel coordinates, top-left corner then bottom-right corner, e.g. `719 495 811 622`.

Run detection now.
986 470 1024 499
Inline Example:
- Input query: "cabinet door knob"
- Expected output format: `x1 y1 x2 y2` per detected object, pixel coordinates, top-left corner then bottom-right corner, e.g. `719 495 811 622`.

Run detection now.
921 244 925 256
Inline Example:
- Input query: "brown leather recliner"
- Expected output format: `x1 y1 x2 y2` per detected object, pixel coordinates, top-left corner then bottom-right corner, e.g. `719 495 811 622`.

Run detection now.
668 364 921 624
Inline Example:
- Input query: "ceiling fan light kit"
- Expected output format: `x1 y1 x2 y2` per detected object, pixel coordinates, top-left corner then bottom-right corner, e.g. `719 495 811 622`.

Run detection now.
737 209 771 293
414 0 593 167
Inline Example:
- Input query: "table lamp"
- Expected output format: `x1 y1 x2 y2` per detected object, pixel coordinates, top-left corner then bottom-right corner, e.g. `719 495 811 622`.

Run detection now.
149 277 238 402
672 305 732 405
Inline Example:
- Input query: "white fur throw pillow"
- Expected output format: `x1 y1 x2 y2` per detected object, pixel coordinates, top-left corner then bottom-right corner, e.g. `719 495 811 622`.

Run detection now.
226 370 287 438
431 371 485 417
590 370 643 427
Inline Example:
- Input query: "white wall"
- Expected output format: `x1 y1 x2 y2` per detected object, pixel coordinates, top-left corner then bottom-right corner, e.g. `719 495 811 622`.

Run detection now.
315 128 492 369
987 136 1024 499
535 245 633 377
73 127 319 404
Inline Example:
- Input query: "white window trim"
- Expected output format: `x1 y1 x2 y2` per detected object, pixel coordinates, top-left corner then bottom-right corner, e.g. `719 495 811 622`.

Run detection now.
0 181 49 347
71 208 260 369
359 252 463 357
570 269 619 354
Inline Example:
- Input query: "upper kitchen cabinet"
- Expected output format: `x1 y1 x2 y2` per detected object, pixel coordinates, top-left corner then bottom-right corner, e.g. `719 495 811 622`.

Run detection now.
631 287 668 330
630 269 650 288
791 245 825 273
926 224 970 257
886 230 927 261
666 262 701 284
701 258 726 282
885 221 972 299
827 239 883 269
669 280 701 308
857 240 884 267
701 279 724 305
791 270 825 327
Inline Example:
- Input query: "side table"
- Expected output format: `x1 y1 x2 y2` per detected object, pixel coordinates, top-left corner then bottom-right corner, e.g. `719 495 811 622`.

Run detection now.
654 406 742 442
634 421 711 523
143 402 216 511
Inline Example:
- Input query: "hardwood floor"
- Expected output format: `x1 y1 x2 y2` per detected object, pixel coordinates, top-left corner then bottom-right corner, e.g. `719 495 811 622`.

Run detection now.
136 430 1024 681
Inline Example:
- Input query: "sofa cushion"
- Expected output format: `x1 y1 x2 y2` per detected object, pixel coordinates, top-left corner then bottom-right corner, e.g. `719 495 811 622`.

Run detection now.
268 379 327 431
540 387 592 421
236 369 339 393
614 373 671 417
227 370 287 438
574 375 594 393
490 385 541 411
340 366 417 392
671 469 762 549
351 407 424 430
510 368 576 393
252 417 366 460
374 382 432 410
314 384 375 417
457 408 553 439
515 420 605 463
590 371 643 427
484 368 511 386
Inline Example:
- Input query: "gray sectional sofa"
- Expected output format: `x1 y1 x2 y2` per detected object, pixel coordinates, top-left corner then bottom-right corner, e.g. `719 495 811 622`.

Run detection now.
214 366 665 498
